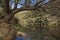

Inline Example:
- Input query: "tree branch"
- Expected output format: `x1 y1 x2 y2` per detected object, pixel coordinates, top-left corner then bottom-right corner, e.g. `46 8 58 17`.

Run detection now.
7 6 41 21
2 0 10 14
34 0 43 7
13 0 18 10
7 0 55 22
12 6 40 14
12 0 55 14
39 0 55 6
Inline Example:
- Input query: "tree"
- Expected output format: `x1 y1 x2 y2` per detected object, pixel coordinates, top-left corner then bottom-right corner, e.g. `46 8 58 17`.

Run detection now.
0 0 57 40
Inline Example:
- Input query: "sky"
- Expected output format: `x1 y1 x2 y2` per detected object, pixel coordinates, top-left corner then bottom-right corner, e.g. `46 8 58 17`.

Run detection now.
43 0 49 4
10 0 49 9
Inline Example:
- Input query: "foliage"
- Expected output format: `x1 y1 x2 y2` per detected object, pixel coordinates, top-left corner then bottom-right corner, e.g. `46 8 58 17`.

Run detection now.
14 9 59 40
0 0 60 40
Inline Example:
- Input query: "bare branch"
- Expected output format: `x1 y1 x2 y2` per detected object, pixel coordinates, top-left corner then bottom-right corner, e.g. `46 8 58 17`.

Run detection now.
25 0 31 7
12 0 55 14
7 0 56 22
39 0 55 6
13 0 18 10
12 6 40 14
34 0 43 7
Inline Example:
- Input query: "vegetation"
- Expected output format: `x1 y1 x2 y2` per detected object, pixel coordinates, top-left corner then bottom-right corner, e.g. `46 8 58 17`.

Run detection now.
0 0 60 40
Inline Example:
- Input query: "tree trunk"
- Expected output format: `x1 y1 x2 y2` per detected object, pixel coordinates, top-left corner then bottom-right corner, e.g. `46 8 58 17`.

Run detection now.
0 21 16 40
0 6 16 40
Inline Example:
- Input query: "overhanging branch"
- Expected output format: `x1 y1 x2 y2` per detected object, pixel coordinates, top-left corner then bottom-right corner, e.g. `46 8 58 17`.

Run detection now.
7 0 55 22
12 0 55 14
12 7 40 14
